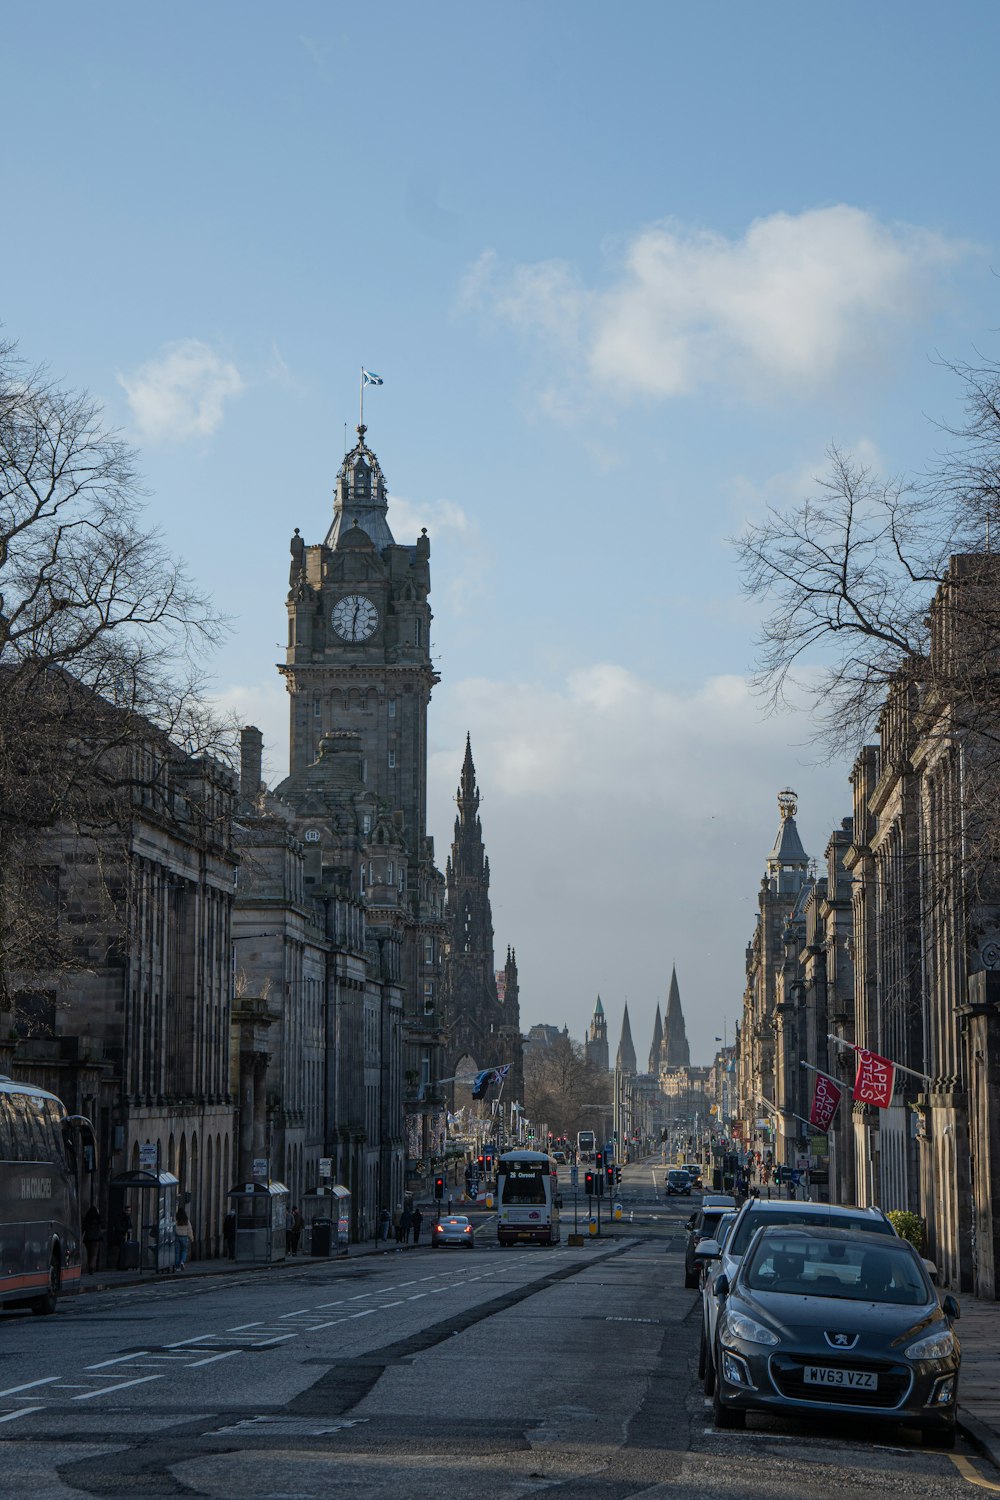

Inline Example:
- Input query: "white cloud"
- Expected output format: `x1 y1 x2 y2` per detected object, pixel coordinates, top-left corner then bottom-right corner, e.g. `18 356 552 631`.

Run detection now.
387 494 470 539
428 663 849 1065
465 207 967 404
118 339 245 442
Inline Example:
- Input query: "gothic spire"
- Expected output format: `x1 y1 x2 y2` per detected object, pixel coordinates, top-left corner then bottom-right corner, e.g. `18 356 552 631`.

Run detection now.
663 966 691 1069
766 787 810 895
457 732 480 818
616 1003 637 1075
649 1003 663 1074
325 424 395 552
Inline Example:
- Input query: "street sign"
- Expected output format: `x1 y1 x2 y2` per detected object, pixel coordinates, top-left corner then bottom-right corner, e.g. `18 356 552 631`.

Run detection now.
319 1157 332 1179
138 1142 157 1171
252 1158 269 1179
570 1165 579 1188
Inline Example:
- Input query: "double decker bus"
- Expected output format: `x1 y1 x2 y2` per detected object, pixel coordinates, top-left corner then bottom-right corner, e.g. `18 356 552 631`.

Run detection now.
0 1078 89 1314
496 1149 561 1246
576 1129 596 1161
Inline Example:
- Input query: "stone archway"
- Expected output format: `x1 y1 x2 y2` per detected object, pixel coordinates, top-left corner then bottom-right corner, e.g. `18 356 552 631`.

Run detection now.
452 1052 478 1121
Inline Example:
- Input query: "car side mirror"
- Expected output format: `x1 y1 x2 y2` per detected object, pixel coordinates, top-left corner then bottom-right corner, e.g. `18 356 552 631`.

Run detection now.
942 1293 960 1320
685 1215 696 1230
695 1238 721 1260
922 1257 940 1285
714 1273 730 1299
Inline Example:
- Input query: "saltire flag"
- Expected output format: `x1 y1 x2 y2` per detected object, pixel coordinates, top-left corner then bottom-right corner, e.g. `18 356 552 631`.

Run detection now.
808 1071 843 1131
471 1069 493 1099
362 368 383 386
853 1046 895 1109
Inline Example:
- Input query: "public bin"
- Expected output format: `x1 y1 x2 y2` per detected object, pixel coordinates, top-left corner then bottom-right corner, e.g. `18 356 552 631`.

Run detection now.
310 1219 332 1256
228 1181 289 1263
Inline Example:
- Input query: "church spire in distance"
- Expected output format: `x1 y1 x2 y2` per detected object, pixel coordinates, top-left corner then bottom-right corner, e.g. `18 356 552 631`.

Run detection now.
616 1004 637 1076
663 966 691 1068
649 1003 663 1075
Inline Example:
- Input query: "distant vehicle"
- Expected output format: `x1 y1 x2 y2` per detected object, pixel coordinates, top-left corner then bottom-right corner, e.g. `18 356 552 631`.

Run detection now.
697 1199 897 1401
432 1215 475 1249
0 1078 92 1314
577 1130 596 1160
684 1203 735 1288
708 1224 960 1446
497 1149 561 1246
683 1164 704 1187
551 1150 567 1165
666 1169 692 1197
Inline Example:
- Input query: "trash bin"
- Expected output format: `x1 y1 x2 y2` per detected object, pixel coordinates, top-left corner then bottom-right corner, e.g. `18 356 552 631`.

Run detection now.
310 1218 332 1257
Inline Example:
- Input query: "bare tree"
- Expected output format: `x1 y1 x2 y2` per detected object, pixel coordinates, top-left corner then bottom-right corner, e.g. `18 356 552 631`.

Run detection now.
0 338 232 1010
523 1032 611 1141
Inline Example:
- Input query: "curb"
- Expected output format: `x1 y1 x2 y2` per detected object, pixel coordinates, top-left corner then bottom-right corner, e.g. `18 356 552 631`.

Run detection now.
958 1408 1000 1474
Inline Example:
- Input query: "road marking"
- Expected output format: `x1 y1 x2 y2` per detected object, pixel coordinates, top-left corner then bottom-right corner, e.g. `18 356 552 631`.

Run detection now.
188 1350 242 1368
0 1407 43 1424
380 1300 405 1308
282 1308 313 1318
408 1293 426 1301
86 1353 151 1370
950 1455 1000 1491
316 1299 344 1307
0 1377 61 1396
348 1309 377 1319
74 1375 163 1400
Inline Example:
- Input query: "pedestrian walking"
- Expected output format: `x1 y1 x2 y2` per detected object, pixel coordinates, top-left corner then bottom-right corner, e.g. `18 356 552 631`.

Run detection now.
401 1204 413 1244
289 1205 303 1255
411 1207 423 1245
379 1206 391 1242
392 1205 403 1244
285 1206 294 1254
82 1204 102 1274
174 1207 193 1270
222 1209 236 1260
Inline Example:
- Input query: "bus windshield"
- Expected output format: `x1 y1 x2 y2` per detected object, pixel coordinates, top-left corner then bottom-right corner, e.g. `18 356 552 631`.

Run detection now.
499 1165 547 1204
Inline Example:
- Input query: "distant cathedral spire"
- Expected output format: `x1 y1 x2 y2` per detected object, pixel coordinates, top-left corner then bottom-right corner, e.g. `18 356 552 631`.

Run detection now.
586 995 609 1074
616 1003 637 1075
662 966 691 1068
649 1003 663 1075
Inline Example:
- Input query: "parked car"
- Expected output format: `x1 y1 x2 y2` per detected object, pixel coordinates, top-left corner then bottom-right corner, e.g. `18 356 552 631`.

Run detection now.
697 1199 896 1397
708 1224 960 1447
684 1204 737 1288
432 1215 475 1249
666 1169 692 1196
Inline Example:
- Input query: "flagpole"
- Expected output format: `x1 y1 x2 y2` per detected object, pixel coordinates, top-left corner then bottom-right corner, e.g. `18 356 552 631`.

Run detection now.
800 1059 855 1097
359 367 364 429
825 1033 931 1084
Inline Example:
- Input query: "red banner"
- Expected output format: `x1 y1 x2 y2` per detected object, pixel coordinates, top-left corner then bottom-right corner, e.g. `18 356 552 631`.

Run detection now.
854 1047 895 1109
808 1072 843 1131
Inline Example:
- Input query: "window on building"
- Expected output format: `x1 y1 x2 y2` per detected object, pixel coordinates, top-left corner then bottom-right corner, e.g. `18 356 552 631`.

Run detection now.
362 813 372 835
388 750 396 768
424 935 435 964
387 861 394 884
415 618 423 647
388 700 396 719
313 696 321 718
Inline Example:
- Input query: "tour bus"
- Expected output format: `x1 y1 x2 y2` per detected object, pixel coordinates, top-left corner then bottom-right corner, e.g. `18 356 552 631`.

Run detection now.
0 1077 89 1314
576 1129 596 1160
496 1149 561 1246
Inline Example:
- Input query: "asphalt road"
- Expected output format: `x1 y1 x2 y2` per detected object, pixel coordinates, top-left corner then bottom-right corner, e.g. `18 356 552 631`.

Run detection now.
0 1162 993 1498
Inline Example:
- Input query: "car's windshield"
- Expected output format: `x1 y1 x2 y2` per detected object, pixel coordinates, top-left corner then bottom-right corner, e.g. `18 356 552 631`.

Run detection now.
744 1233 930 1305
730 1209 893 1257
698 1210 726 1238
668 1171 688 1181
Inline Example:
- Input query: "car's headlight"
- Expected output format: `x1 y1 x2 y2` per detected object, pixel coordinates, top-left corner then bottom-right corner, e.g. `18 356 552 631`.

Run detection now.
905 1328 956 1360
721 1311 779 1346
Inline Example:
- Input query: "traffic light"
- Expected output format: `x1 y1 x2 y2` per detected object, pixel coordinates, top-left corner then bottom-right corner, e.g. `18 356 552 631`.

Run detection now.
595 1150 604 1171
606 1164 614 1188
584 1170 595 1195
434 1176 444 1200
477 1155 484 1171
615 1165 622 1184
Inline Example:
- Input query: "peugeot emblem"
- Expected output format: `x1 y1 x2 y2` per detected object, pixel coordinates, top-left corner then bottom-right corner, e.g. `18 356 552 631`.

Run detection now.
824 1331 859 1350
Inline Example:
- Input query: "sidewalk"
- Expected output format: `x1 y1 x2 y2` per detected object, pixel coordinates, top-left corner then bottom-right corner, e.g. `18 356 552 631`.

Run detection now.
950 1295 1000 1469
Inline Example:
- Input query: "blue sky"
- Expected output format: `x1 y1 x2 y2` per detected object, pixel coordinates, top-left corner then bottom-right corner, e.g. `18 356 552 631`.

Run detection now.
5 2 1000 1066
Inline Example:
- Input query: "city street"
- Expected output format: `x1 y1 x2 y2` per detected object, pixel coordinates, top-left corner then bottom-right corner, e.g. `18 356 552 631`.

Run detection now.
0 1163 994 1499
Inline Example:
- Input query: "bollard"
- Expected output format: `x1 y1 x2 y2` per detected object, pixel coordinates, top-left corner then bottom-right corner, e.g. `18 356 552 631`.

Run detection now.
485 1193 493 1209
613 1202 622 1221
588 1216 598 1236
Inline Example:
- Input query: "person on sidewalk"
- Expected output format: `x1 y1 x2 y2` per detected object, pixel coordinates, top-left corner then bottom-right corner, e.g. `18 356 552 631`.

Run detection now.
379 1206 391 1242
401 1204 413 1244
392 1205 403 1244
289 1205 303 1255
174 1207 193 1270
411 1207 423 1246
82 1205 102 1274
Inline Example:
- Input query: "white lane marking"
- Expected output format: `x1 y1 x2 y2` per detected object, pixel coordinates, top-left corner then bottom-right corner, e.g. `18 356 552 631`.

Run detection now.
348 1309 377 1320
407 1293 426 1301
316 1299 344 1308
86 1353 151 1370
0 1407 43 1424
380 1300 405 1308
300 1318 346 1331
74 1375 163 1400
281 1308 314 1318
397 1280 418 1287
227 1322 263 1331
167 1336 223 1348
349 1293 369 1301
0 1377 61 1396
188 1350 242 1368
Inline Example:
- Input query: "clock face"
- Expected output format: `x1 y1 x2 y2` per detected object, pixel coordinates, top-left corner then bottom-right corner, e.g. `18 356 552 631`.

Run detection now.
331 594 379 642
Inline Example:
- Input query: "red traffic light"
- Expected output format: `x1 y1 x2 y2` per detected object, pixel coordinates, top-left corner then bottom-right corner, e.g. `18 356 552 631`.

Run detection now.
434 1176 445 1199
584 1171 595 1193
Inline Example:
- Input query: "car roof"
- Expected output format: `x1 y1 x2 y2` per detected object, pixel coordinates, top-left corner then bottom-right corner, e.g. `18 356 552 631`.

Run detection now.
740 1199 885 1217
703 1194 736 1206
749 1224 904 1246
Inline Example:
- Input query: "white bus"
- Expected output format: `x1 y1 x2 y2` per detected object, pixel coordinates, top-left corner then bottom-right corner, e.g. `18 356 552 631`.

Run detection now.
496 1149 561 1246
576 1129 596 1160
0 1078 91 1314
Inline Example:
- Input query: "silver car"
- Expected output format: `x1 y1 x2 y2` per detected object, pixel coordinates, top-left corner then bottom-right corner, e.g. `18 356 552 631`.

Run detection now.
431 1214 475 1249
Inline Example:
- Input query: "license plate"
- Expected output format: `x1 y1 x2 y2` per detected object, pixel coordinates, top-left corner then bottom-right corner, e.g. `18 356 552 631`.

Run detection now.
804 1366 878 1389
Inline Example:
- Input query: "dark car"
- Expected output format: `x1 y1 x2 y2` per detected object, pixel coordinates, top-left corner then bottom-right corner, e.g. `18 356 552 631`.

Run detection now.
684 1205 736 1288
666 1169 692 1197
709 1225 960 1447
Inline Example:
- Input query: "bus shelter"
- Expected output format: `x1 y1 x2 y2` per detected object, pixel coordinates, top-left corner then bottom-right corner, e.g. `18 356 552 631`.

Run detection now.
228 1181 288 1263
302 1186 350 1257
108 1169 178 1273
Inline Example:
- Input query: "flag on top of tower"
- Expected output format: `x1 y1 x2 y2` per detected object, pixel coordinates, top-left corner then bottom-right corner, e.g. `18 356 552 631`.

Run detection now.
361 368 383 386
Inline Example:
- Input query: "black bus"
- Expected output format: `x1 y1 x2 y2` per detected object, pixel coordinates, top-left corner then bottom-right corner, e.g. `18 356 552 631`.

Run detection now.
0 1078 88 1314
